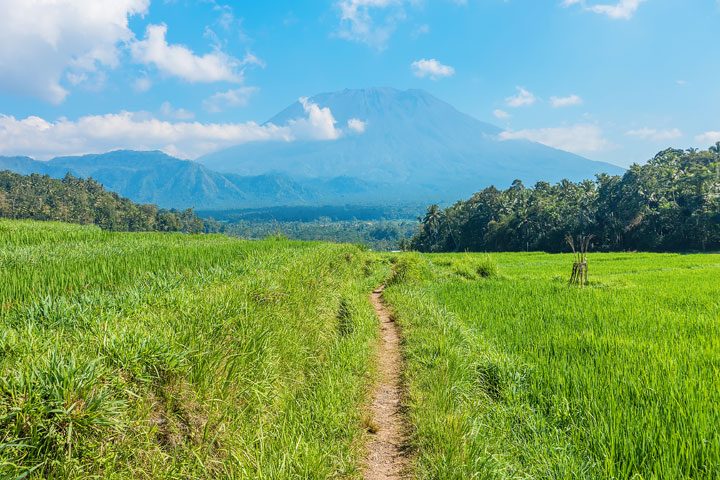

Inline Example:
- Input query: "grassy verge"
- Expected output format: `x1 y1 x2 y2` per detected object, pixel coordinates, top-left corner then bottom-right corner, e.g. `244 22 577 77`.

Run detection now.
0 220 388 479
383 252 720 479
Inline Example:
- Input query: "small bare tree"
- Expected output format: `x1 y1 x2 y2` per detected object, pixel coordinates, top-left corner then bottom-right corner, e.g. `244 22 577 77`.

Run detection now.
566 234 593 286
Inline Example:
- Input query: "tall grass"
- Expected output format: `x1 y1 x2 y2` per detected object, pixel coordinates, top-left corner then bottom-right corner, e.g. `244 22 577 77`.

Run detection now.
384 252 720 479
0 219 388 478
5 218 716 478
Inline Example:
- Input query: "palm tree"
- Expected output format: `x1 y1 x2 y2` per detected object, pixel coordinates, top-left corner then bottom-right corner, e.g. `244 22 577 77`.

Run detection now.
421 204 443 250
710 142 720 154
422 204 442 228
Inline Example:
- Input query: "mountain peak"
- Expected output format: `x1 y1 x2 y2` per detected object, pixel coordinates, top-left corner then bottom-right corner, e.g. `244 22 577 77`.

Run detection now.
267 86 500 137
201 87 624 203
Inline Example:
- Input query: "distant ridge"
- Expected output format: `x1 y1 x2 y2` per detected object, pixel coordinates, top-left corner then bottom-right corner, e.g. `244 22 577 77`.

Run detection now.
0 151 375 209
0 88 625 209
200 87 624 202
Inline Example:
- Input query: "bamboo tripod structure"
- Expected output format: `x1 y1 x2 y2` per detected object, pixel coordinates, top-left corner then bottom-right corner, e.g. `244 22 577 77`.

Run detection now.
566 234 593 286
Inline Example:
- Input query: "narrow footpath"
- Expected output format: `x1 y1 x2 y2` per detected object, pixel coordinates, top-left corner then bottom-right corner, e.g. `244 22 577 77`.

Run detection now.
363 285 409 480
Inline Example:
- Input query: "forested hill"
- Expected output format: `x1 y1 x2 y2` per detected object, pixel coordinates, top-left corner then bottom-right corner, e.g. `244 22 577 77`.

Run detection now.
0 171 205 233
410 145 720 253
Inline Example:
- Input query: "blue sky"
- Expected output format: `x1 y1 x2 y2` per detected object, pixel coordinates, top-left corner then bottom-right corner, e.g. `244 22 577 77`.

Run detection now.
0 0 718 166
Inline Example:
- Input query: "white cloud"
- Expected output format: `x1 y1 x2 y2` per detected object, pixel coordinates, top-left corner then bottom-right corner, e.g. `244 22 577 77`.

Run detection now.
493 109 511 120
347 118 367 133
499 124 609 154
287 97 343 141
562 0 644 20
411 58 455 80
203 87 259 113
550 94 583 108
588 0 644 19
0 112 284 160
0 0 149 104
335 0 406 49
695 131 720 146
626 128 682 141
506 87 537 108
130 24 245 83
0 99 359 160
160 102 195 120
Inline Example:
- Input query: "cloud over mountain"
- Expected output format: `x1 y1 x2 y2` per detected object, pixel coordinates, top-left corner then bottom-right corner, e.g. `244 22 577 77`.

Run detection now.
0 98 360 159
200 88 623 203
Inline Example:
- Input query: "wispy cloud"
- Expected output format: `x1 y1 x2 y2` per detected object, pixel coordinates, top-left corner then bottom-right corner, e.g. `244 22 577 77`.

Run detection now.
695 131 720 146
562 0 645 20
506 87 537 108
160 102 195 120
550 94 583 108
626 128 682 141
411 59 455 80
335 0 406 49
500 124 610 154
203 87 260 113
133 76 152 93
493 109 511 120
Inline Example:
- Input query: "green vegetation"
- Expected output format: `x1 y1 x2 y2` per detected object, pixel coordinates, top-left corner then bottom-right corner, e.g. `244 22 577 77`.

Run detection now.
411 146 720 252
0 220 387 478
383 252 720 479
218 219 416 251
199 205 421 251
197 204 423 223
0 171 205 233
2 217 718 479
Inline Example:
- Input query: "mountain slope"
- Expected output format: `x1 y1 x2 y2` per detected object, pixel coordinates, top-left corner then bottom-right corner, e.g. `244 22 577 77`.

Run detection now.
0 88 626 209
0 151 333 209
48 151 246 208
200 87 624 203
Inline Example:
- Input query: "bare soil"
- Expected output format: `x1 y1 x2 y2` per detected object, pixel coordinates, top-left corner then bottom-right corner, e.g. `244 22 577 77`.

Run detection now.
363 285 410 480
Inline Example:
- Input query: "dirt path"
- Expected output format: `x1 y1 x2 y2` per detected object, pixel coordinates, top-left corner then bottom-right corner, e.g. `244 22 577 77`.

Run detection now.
363 285 409 480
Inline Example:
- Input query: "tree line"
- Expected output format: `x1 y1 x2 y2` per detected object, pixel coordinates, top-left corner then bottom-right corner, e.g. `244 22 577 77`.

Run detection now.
408 145 720 253
0 171 206 233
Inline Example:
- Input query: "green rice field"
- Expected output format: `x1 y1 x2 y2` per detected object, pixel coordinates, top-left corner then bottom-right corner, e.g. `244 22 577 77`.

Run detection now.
0 220 387 479
383 252 720 479
1 220 718 478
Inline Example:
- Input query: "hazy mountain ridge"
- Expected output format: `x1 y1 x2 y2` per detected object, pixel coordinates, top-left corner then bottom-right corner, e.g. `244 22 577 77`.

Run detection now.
0 88 625 209
201 87 624 202
0 151 350 209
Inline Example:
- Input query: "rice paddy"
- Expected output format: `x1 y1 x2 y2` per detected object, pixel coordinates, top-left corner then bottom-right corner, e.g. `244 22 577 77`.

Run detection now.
383 252 720 479
0 220 387 479
1 219 718 479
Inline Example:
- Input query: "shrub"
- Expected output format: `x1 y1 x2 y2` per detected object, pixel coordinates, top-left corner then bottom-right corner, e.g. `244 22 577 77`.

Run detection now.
475 256 498 278
387 254 431 285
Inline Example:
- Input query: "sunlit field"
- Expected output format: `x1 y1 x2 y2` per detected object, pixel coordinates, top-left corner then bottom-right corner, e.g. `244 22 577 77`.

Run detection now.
383 252 720 479
2 219 718 479
0 220 387 479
